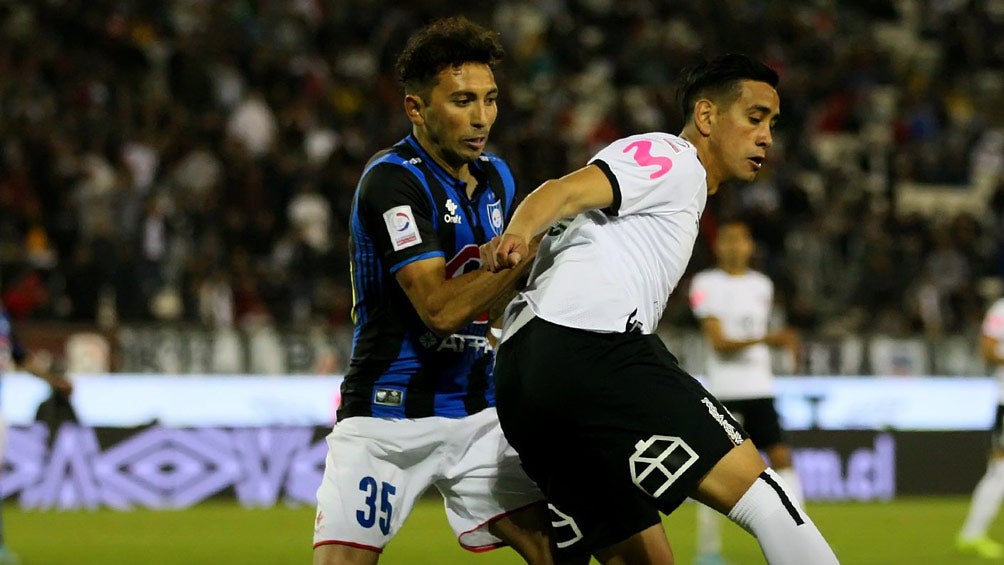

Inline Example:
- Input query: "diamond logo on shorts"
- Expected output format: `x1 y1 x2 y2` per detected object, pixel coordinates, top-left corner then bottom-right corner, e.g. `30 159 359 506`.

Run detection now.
629 435 699 499
374 388 404 406
548 503 583 549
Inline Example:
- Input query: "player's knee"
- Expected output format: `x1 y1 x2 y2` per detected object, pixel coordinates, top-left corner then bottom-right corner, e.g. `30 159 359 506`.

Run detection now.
313 543 380 565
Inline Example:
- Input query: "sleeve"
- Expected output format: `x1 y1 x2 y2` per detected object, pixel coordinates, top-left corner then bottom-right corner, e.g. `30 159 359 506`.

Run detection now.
588 134 700 217
983 300 1004 340
689 273 717 319
357 163 444 274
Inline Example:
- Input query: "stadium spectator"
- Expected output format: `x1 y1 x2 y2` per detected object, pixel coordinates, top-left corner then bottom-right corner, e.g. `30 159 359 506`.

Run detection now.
0 1 1000 368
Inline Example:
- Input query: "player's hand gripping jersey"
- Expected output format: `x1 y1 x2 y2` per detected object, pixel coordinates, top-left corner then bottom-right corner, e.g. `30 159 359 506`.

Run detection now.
341 135 518 420
505 133 706 337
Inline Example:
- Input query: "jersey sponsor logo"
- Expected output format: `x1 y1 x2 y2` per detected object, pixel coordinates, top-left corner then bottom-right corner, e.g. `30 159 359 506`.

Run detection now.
383 205 422 251
373 388 404 406
443 199 463 224
629 435 699 499
548 503 583 549
436 333 491 354
623 139 673 179
487 199 504 237
701 397 745 446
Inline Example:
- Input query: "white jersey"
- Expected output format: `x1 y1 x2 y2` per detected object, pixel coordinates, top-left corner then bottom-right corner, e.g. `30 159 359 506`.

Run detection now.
503 132 707 338
689 268 774 400
982 298 1004 403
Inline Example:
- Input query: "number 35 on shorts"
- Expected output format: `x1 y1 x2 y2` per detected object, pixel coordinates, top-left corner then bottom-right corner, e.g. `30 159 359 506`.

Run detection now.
356 476 397 535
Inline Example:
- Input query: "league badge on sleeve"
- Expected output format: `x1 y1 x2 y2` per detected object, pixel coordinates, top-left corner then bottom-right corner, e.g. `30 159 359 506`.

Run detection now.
383 205 422 251
487 199 504 237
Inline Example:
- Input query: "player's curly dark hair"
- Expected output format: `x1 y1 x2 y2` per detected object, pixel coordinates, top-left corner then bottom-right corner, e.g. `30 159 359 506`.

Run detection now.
395 16 504 97
678 53 779 120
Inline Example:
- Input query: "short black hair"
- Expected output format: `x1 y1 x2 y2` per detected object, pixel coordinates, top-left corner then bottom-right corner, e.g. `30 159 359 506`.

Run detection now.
395 16 504 97
677 53 779 120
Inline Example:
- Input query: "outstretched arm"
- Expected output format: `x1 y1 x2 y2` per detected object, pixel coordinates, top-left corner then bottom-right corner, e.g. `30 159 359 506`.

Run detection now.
485 164 614 272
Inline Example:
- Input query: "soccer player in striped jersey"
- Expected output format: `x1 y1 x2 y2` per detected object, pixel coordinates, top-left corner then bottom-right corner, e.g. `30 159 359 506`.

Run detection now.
689 219 803 565
485 54 838 564
957 297 1004 559
312 17 555 565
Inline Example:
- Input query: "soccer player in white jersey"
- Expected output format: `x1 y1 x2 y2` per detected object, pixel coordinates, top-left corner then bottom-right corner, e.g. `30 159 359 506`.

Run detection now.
689 219 803 565
483 54 839 564
957 297 1004 558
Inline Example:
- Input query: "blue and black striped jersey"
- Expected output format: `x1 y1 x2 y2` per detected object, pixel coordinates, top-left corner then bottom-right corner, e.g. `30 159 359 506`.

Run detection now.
338 135 519 420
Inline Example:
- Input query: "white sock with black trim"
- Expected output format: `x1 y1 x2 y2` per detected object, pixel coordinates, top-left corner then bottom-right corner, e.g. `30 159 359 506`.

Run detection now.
775 466 804 505
727 468 839 564
960 458 1004 540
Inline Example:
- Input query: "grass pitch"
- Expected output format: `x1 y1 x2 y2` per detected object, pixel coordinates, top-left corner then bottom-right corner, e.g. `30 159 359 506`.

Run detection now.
3 496 997 564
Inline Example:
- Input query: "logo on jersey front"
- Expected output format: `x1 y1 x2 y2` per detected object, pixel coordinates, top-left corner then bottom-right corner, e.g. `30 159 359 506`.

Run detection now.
487 199 504 237
444 199 462 224
382 205 422 251
629 435 699 499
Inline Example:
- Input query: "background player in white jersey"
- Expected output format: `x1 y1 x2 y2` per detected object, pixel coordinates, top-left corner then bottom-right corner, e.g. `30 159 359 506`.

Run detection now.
957 296 1004 559
688 219 803 565
484 54 838 564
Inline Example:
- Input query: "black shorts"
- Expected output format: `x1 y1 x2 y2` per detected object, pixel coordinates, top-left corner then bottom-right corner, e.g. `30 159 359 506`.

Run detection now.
720 398 784 450
494 317 749 559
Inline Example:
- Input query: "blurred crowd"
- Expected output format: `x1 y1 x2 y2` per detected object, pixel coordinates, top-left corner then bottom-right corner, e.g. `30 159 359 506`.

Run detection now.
1 0 1003 343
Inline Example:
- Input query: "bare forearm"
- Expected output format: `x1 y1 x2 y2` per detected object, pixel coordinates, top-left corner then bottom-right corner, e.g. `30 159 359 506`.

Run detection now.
505 180 574 241
422 262 531 335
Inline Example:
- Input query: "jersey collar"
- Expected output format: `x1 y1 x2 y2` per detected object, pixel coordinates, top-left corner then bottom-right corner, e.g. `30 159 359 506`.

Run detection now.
403 135 488 198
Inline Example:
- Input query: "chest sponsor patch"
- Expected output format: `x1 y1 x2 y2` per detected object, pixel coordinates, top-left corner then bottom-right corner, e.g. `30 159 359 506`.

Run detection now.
383 205 422 251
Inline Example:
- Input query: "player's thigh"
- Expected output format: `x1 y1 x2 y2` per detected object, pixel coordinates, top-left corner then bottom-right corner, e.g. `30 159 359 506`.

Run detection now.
313 417 440 553
690 439 768 515
435 407 547 552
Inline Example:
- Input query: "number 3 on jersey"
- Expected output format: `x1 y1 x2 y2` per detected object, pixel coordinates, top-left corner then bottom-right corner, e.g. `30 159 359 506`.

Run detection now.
356 476 396 535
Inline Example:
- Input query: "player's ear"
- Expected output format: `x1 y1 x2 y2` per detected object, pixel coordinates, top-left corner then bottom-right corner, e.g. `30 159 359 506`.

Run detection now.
694 98 714 137
404 95 425 126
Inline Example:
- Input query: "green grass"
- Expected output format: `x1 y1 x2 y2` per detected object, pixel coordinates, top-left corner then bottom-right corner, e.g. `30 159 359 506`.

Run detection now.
3 497 999 564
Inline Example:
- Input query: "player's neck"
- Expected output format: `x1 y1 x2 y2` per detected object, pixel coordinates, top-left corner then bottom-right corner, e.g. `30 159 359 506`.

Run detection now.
719 264 749 275
679 127 722 195
413 130 470 181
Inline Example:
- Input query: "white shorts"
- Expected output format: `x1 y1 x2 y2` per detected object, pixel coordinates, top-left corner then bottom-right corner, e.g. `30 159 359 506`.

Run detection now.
312 407 543 553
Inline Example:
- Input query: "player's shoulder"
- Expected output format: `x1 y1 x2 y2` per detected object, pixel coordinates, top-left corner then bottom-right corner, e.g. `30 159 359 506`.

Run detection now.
477 150 512 169
746 270 774 288
358 144 426 195
692 268 726 287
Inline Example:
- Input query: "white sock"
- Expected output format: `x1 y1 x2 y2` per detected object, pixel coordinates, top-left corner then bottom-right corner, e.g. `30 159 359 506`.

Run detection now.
696 502 721 557
728 468 839 565
775 466 804 505
960 459 1004 539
